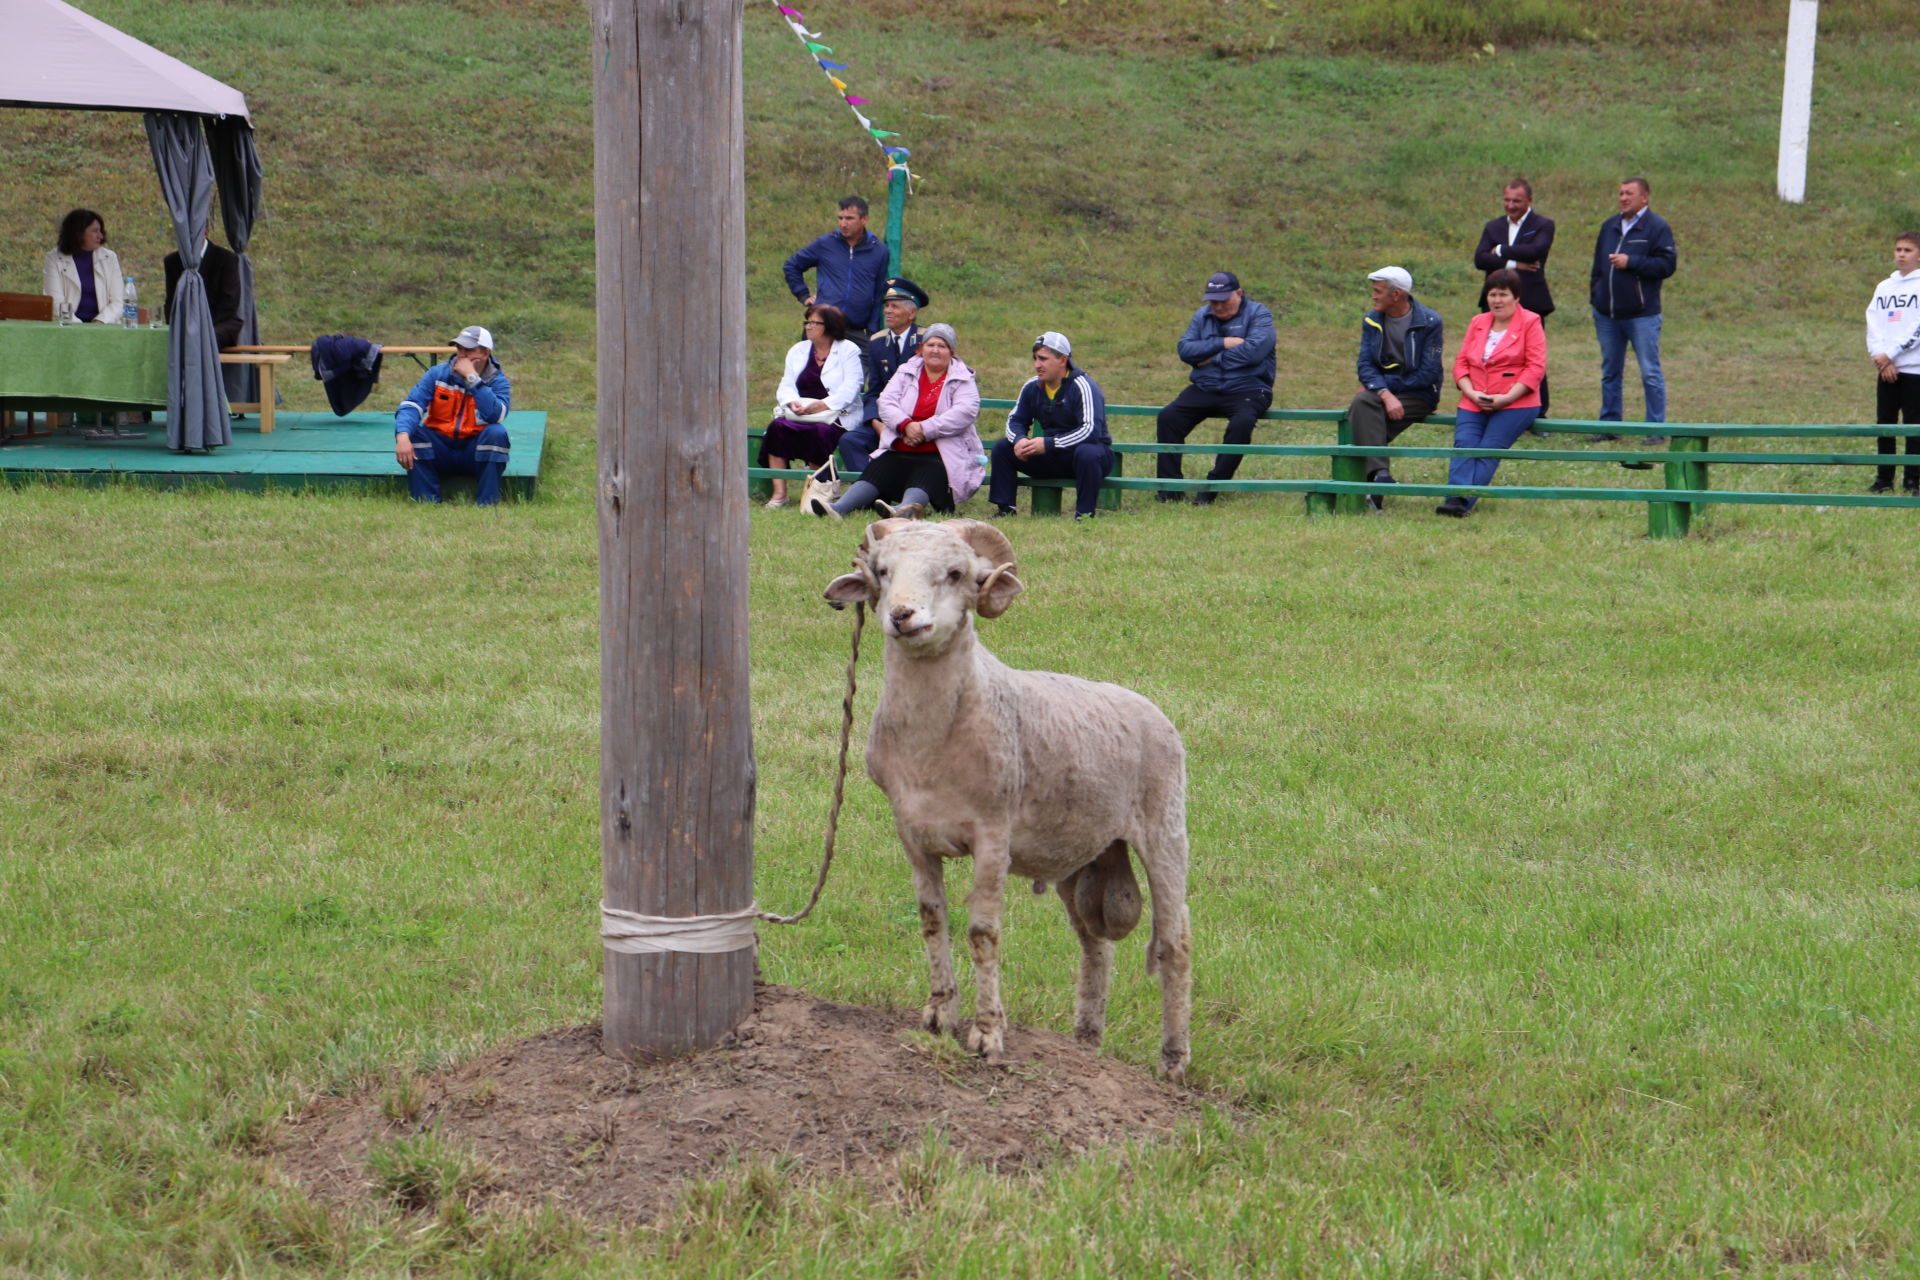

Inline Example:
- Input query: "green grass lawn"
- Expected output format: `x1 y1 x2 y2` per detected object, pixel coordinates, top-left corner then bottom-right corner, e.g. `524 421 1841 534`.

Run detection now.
5 2 1920 1275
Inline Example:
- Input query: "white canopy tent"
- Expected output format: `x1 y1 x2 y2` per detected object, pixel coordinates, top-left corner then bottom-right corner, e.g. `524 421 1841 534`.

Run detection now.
1 0 263 451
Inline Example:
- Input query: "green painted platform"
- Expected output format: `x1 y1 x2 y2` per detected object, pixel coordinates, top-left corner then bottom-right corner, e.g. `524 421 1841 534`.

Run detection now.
0 411 547 496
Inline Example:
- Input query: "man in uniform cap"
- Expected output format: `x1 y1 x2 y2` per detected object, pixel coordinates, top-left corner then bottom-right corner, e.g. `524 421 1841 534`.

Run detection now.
841 276 930 473
393 325 513 505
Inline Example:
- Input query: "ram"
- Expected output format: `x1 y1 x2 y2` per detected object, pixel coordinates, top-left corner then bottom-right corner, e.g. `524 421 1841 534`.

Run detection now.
824 519 1193 1081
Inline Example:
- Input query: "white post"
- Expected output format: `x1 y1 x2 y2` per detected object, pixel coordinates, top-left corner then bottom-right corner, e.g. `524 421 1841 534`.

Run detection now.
1776 0 1819 203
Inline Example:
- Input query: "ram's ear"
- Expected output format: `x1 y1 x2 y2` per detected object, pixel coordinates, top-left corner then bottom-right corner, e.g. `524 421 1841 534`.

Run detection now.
824 572 873 609
976 564 1024 619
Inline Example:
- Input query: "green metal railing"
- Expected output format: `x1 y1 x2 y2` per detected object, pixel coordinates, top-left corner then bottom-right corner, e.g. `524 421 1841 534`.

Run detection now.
750 403 1920 538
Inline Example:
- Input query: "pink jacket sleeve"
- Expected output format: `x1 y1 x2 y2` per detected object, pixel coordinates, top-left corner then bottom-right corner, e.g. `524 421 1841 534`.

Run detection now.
1452 314 1483 388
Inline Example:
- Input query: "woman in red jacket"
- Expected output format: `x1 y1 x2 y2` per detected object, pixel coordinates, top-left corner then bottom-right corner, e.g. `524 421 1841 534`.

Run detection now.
1437 269 1548 517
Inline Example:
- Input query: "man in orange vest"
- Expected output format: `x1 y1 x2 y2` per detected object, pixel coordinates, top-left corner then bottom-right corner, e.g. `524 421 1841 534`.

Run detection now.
395 325 513 504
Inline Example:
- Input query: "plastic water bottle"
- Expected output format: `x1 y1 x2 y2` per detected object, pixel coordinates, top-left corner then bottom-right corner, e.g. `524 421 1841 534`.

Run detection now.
122 276 139 328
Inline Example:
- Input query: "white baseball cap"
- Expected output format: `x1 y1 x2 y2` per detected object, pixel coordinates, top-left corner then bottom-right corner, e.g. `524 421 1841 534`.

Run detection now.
450 325 495 350
1366 267 1413 294
1032 330 1072 359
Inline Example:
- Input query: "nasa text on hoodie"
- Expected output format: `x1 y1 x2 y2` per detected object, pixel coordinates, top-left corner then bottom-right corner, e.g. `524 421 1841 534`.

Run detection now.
1865 268 1920 375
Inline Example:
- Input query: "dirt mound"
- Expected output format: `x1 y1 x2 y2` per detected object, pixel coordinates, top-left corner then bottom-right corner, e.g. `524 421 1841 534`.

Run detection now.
274 984 1203 1224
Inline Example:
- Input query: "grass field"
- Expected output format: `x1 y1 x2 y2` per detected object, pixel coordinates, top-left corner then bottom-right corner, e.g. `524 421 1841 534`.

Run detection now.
6 2 1920 1275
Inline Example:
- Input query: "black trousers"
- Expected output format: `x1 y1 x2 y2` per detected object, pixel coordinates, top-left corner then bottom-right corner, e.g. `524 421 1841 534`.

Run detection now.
1876 373 1920 488
1155 385 1273 481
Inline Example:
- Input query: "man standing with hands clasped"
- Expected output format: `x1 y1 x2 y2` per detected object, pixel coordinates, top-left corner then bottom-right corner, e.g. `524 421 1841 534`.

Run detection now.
394 325 513 505
1589 176 1677 461
1473 178 1555 422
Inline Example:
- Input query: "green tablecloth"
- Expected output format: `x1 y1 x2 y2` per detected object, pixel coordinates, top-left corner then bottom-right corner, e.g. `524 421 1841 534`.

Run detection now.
0 321 169 408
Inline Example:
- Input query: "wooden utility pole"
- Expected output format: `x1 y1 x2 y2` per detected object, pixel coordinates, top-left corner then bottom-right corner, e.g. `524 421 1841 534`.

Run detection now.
593 0 756 1057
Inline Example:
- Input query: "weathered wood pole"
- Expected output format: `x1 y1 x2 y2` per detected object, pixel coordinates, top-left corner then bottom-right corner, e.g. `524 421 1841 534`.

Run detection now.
593 0 756 1057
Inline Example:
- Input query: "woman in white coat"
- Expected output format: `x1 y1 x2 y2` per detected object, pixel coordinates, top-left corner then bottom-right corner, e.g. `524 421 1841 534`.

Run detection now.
760 303 863 507
42 208 125 324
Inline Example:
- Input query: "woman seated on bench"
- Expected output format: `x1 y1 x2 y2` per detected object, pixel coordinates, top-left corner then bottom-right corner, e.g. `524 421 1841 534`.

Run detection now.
760 304 863 508
812 323 981 521
1438 269 1547 518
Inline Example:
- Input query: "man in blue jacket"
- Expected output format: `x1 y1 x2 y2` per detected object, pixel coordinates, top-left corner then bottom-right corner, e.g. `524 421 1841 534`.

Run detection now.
1154 271 1276 505
394 325 512 505
1589 176 1677 454
989 332 1113 520
1349 267 1445 509
782 196 890 339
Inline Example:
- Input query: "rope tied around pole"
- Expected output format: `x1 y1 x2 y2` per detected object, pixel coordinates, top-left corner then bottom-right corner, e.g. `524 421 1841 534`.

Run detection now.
596 601 865 953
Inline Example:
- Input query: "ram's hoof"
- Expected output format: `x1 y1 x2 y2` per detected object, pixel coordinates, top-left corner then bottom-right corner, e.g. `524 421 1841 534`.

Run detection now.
964 1023 1005 1062
921 1001 957 1035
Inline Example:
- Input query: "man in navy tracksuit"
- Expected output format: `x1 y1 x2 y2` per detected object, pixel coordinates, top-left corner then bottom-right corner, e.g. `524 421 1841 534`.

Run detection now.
394 325 512 505
1155 270 1277 505
989 332 1113 520
1589 176 1678 453
782 196 890 338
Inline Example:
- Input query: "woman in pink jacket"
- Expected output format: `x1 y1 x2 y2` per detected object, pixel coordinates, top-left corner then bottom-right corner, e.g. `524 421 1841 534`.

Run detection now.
810 323 983 520
1438 268 1548 517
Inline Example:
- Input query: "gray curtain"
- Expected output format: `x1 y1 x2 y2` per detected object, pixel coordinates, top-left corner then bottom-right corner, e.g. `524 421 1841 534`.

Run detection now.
208 116 263 405
145 110 230 451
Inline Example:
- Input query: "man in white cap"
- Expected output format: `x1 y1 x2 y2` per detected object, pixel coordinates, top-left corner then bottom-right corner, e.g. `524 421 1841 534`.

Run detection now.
988 331 1113 520
1349 267 1445 511
394 325 513 505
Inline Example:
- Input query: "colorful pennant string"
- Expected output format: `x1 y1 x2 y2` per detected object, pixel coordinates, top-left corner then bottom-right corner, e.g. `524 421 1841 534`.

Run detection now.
767 0 914 183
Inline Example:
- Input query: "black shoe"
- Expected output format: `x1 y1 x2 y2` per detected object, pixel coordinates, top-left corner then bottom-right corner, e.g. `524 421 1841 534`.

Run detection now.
1435 498 1470 518
1642 435 1668 446
1868 478 1894 494
1364 469 1394 513
1619 459 1654 470
991 504 1018 518
1154 491 1182 504
1191 491 1217 506
1526 427 1547 438
1074 512 1096 523
1587 433 1621 442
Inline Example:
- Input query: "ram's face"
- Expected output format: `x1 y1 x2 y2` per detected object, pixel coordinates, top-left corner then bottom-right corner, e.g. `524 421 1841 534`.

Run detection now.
865 533 980 651
822 521 1023 655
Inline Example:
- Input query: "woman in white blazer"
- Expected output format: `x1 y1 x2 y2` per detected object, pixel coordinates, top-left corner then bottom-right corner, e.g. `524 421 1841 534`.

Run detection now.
758 303 864 507
42 208 125 324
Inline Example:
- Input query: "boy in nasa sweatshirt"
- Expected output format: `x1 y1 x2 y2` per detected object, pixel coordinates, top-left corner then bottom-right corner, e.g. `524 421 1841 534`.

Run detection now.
1865 232 1920 492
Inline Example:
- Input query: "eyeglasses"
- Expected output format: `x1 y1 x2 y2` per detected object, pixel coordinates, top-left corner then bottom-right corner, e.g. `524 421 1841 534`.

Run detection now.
803 319 825 328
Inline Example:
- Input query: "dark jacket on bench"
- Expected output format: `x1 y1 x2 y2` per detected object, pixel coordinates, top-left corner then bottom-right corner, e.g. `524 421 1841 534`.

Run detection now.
310 335 386 416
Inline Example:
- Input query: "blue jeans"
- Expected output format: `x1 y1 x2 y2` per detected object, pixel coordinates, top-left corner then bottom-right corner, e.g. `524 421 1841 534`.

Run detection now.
1449 406 1541 508
1592 310 1665 424
405 421 510 505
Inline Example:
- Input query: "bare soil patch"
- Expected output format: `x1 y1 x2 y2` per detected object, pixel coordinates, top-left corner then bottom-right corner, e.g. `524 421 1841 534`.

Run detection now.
274 984 1203 1225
